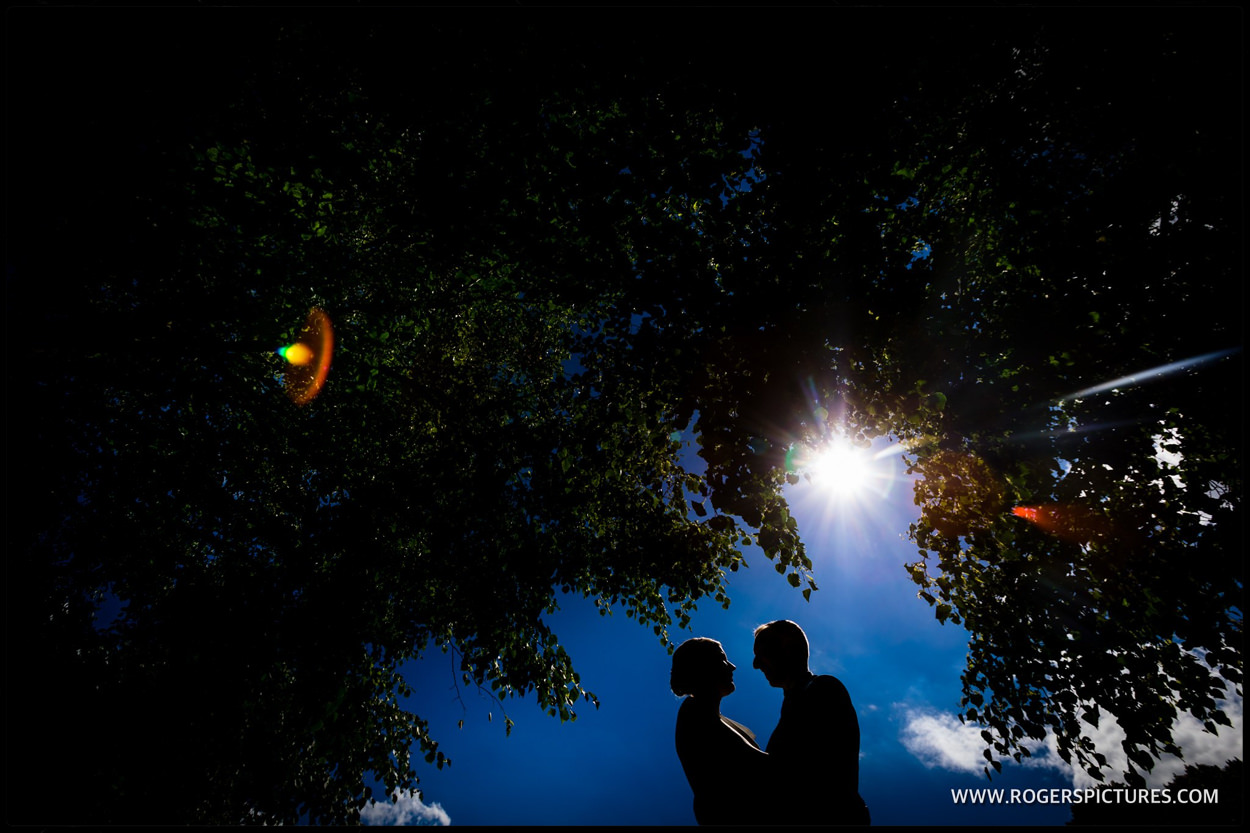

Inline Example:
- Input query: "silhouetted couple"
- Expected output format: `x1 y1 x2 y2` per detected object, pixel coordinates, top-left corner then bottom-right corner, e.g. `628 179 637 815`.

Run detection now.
671 620 870 826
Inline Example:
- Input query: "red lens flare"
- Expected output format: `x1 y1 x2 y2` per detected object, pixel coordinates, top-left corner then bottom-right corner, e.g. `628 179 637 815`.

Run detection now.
1011 504 1112 544
278 307 334 405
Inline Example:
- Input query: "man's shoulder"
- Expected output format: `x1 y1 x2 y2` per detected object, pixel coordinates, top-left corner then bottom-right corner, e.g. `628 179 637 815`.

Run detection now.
807 674 854 706
812 674 850 692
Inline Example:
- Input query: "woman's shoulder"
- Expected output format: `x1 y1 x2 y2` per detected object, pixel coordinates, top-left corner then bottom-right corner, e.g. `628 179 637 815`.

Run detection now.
676 696 715 729
675 697 716 758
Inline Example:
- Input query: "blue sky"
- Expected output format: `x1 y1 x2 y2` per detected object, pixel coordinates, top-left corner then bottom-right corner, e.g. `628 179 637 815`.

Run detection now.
358 436 1243 826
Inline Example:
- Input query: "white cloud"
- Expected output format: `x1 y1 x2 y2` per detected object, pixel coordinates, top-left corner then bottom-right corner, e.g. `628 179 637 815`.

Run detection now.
897 688 1243 788
1046 695 1244 789
361 789 452 827
898 706 989 775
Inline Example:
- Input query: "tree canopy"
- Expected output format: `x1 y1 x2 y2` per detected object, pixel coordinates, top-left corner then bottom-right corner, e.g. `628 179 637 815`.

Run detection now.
7 11 1241 823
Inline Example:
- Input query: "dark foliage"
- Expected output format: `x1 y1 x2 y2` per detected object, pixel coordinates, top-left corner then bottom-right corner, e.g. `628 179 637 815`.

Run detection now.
1067 759 1243 825
7 10 1240 824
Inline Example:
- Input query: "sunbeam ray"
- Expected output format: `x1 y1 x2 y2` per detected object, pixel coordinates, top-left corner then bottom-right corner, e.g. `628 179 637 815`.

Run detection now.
1056 347 1240 404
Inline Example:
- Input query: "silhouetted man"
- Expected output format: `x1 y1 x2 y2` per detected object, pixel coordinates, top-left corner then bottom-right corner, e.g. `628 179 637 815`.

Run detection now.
753 620 870 825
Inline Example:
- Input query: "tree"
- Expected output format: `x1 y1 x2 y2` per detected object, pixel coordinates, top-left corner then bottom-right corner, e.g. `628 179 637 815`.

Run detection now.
7 11 1240 824
873 24 1243 785
9 16 810 825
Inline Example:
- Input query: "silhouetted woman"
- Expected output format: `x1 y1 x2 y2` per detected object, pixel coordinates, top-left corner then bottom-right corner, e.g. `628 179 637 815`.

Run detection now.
671 637 771 825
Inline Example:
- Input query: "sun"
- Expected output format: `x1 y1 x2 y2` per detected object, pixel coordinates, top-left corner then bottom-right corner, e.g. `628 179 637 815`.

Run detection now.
783 433 908 558
797 437 881 500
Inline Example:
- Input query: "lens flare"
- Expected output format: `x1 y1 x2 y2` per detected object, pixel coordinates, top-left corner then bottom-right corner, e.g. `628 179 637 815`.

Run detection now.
279 343 314 366
1012 504 1112 544
1056 347 1240 403
277 307 334 405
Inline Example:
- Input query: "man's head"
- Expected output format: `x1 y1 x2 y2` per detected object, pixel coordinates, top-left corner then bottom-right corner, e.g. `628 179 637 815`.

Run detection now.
752 620 810 689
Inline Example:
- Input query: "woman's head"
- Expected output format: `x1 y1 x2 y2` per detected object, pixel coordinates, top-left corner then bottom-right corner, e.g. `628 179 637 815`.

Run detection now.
670 637 736 698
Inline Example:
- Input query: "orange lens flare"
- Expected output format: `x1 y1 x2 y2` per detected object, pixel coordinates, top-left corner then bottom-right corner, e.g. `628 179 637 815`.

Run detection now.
1011 504 1112 544
281 343 314 366
280 307 334 405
